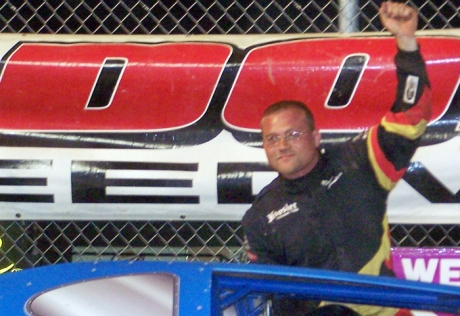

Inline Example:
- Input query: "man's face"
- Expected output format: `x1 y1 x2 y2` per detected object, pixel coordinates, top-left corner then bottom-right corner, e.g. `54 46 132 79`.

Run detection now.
261 107 321 179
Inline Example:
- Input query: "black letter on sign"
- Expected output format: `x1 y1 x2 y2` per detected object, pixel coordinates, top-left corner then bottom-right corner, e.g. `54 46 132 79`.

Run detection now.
217 162 272 204
404 162 460 203
0 159 53 203
72 161 199 203
327 54 368 107
86 58 127 109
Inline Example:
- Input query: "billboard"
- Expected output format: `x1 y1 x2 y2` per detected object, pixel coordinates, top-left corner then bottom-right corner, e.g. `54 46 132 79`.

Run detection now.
0 31 458 221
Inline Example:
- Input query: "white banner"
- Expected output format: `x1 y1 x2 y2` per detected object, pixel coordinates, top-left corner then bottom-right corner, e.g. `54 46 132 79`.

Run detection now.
0 31 458 221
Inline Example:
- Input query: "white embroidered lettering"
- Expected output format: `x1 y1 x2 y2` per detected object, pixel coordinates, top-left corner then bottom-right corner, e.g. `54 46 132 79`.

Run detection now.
266 203 299 223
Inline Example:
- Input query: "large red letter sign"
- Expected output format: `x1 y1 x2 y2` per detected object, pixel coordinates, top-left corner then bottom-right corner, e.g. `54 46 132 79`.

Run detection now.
0 42 232 130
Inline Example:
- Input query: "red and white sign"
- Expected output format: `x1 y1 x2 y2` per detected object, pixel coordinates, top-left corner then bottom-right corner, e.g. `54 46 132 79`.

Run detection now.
0 32 458 221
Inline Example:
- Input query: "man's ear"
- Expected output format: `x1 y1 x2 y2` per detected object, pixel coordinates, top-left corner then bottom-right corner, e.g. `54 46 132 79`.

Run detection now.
313 129 322 147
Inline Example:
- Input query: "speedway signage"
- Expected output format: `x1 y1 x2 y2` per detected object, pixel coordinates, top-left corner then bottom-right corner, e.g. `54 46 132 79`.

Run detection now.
393 248 460 286
0 32 458 221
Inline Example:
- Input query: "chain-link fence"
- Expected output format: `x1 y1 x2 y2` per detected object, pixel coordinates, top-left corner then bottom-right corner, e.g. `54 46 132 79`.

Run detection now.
1 0 459 34
2 220 460 269
0 0 459 270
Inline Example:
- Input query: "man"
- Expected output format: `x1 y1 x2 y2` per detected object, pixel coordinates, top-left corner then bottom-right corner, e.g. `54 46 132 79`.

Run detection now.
242 2 431 315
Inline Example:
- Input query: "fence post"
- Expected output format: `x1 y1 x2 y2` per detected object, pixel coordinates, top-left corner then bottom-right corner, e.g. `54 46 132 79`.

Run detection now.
339 0 359 33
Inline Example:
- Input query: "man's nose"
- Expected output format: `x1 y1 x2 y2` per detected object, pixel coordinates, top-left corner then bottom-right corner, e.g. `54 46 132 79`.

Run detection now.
277 137 291 149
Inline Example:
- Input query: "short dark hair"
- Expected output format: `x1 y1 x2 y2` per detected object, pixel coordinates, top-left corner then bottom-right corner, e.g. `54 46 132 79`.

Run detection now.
262 100 316 130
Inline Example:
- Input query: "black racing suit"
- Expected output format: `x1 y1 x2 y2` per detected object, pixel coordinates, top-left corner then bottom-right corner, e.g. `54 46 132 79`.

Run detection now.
242 47 432 315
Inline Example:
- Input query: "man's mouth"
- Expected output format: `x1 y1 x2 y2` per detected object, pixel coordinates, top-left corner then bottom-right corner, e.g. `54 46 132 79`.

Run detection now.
277 153 294 161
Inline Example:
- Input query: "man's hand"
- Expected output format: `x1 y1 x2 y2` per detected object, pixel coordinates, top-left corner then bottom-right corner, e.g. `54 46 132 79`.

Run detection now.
379 1 418 51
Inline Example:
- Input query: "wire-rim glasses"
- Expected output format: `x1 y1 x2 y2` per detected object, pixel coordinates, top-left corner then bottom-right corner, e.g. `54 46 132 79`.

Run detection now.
263 130 308 147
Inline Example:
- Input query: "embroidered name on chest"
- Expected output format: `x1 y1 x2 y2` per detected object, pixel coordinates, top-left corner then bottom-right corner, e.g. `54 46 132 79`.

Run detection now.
267 203 299 223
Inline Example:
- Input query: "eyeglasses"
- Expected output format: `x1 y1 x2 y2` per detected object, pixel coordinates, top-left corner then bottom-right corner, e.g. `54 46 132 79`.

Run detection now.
263 130 308 146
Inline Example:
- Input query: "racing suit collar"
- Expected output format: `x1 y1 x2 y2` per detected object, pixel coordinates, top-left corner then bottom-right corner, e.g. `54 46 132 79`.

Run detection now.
280 153 329 196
